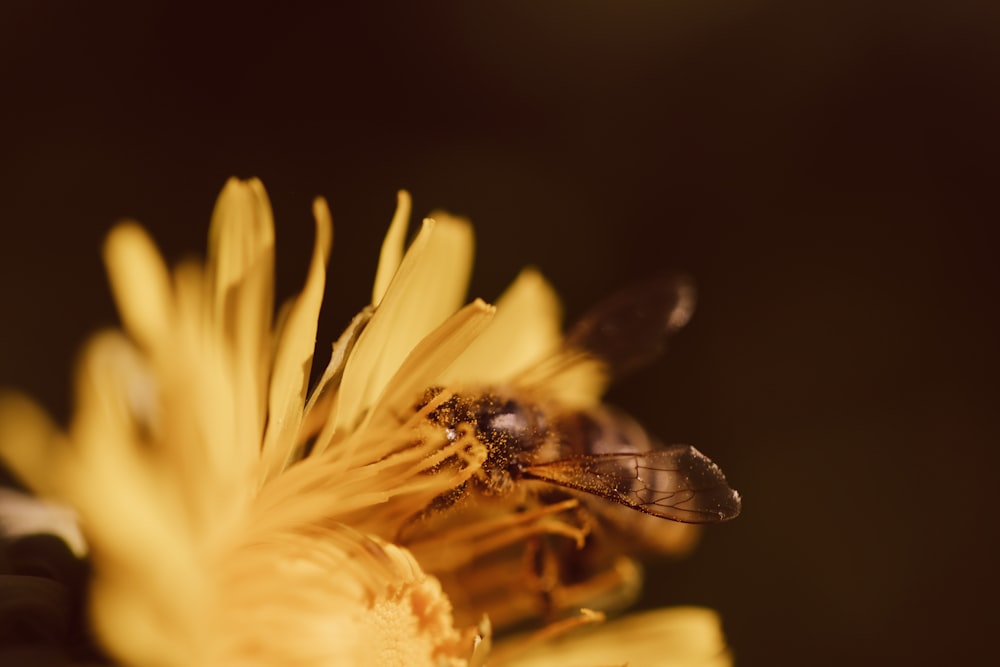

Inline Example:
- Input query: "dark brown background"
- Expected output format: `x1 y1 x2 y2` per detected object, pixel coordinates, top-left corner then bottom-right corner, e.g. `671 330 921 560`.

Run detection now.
2 2 997 665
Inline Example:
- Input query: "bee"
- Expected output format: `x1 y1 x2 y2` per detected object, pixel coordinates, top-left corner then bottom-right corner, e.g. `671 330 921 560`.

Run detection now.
397 275 741 628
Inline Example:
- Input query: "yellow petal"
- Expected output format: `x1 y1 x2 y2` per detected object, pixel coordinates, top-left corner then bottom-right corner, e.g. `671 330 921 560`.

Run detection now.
312 299 494 459
103 222 173 352
0 391 70 498
364 298 495 431
501 607 731 667
372 190 412 306
259 197 333 483
90 573 205 667
207 178 277 458
335 215 473 434
66 333 210 665
207 178 276 330
167 260 250 506
444 267 563 385
297 306 373 454
69 332 192 550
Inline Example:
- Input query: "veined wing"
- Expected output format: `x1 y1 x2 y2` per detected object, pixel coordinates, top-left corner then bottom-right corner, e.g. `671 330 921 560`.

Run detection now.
522 445 741 524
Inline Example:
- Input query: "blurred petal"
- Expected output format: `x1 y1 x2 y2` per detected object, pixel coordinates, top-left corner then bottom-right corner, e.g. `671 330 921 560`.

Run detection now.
67 332 210 666
0 392 69 499
68 333 195 567
103 222 173 351
207 178 277 464
165 259 254 505
501 607 731 667
207 177 276 327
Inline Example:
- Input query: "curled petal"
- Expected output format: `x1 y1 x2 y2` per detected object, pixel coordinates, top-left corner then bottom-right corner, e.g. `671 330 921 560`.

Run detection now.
372 190 412 307
260 197 334 483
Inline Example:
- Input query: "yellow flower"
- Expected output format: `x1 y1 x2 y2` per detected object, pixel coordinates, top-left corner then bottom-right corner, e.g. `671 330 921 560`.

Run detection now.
0 180 481 666
0 179 731 666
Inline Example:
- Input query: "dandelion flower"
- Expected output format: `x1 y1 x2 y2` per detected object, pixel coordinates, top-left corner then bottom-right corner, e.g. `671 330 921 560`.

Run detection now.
0 181 481 666
0 180 734 666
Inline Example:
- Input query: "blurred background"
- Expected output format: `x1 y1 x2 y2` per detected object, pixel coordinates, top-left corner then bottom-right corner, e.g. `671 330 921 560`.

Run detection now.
1 2 997 665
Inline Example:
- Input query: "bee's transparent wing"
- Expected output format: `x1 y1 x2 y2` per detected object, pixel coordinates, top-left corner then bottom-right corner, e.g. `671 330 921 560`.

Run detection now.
564 274 696 378
513 274 697 397
522 445 741 524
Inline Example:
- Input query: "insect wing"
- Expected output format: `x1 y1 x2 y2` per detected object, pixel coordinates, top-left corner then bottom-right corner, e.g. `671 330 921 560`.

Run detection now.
563 274 696 378
512 274 696 398
522 445 741 524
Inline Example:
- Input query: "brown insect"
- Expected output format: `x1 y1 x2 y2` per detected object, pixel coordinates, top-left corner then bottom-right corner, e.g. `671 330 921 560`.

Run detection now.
400 276 741 628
